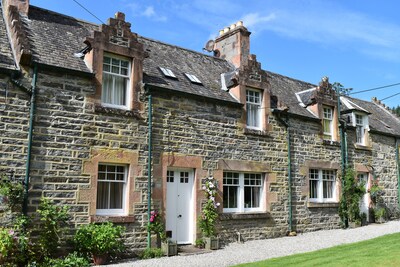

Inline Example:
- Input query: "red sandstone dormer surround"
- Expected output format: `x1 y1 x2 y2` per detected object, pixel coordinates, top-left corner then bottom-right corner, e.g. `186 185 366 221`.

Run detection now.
2 0 32 65
83 12 146 111
213 22 271 133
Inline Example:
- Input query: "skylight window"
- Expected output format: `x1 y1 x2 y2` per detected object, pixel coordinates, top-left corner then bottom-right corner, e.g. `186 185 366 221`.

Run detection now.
184 73 202 84
159 67 176 78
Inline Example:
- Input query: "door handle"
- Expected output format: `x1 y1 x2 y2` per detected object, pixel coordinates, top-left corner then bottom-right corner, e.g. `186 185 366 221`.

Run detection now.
177 214 182 218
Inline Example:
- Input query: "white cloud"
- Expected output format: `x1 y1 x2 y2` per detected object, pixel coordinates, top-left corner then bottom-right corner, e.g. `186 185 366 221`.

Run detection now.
125 3 167 22
143 6 156 17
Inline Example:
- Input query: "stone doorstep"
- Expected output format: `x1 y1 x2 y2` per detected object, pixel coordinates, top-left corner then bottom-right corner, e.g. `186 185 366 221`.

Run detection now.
178 245 213 256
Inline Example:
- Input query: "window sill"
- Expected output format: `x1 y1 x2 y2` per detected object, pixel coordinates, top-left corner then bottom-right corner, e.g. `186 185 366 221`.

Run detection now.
220 212 270 220
244 128 269 136
90 215 135 223
322 140 340 146
354 144 372 151
307 202 339 208
95 104 142 119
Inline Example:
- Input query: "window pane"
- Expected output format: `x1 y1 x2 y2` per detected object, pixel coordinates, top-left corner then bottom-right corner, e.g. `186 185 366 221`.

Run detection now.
244 186 261 208
223 185 238 208
113 76 127 105
309 180 318 198
109 182 123 209
96 181 109 209
102 73 113 104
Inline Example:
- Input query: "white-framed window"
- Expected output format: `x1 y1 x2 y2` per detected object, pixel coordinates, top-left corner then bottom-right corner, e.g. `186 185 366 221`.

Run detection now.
323 106 333 140
309 169 336 202
102 54 131 109
354 113 368 145
246 89 262 129
223 172 264 213
96 164 128 215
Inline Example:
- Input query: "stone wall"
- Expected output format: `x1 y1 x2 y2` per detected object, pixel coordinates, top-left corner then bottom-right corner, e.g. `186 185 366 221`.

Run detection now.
150 90 290 243
0 69 150 251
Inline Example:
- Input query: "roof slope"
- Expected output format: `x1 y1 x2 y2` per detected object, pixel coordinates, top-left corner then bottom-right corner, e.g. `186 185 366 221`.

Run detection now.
27 6 98 72
140 37 238 103
348 97 400 136
0 5 16 70
267 71 317 118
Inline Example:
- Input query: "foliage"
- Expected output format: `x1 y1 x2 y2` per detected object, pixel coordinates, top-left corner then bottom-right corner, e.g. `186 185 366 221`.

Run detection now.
40 252 91 267
194 238 205 249
338 168 365 226
368 179 383 202
0 222 33 266
36 197 70 259
139 247 164 259
391 105 400 117
198 176 220 238
0 228 15 263
0 177 24 212
332 82 353 96
148 210 167 241
237 233 400 267
73 222 124 258
374 207 387 220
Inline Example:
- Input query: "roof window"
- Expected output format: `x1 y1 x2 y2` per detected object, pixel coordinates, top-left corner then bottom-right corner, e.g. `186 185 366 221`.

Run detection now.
184 73 202 84
159 67 176 78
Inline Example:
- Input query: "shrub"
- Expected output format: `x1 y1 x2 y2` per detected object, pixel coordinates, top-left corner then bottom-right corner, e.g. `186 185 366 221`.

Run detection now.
148 210 166 241
40 252 91 267
36 198 70 259
0 178 24 212
198 176 220 237
139 248 164 259
73 222 124 258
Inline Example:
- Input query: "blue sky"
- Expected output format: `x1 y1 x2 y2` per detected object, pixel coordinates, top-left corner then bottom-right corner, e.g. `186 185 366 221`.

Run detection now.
30 0 400 108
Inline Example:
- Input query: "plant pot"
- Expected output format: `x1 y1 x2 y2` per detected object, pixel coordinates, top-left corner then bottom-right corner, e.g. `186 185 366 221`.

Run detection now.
93 254 108 265
151 234 161 248
161 240 177 256
204 237 219 250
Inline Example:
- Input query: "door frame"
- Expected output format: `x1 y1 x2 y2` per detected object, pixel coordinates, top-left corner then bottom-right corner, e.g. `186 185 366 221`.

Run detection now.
165 168 195 244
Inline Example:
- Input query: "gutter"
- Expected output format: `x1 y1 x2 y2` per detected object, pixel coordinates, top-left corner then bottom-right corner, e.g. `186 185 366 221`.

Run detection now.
146 87 153 248
22 64 38 215
272 109 293 233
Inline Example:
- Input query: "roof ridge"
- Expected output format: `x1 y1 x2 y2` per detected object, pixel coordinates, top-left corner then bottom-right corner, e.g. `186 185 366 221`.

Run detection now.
266 70 316 88
29 5 99 28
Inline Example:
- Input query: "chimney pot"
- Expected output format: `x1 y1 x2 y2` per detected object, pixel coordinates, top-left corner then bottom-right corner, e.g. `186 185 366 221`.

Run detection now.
219 29 224 36
230 23 236 30
224 27 230 33
115 12 125 21
236 21 243 27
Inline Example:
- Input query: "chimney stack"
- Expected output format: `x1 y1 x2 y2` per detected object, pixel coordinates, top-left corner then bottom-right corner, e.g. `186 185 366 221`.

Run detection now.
213 21 251 68
3 0 29 15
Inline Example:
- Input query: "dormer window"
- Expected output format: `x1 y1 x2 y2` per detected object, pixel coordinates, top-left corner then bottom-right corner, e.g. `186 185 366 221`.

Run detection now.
246 89 262 129
101 55 131 109
323 106 333 140
354 113 369 146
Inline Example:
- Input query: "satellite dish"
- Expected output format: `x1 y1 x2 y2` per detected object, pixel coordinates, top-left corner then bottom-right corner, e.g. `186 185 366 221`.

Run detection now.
204 40 215 52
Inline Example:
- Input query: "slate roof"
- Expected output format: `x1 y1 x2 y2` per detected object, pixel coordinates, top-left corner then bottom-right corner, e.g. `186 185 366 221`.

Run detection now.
0 5 16 70
2 4 399 136
267 71 317 119
140 37 238 103
27 6 98 73
346 97 400 136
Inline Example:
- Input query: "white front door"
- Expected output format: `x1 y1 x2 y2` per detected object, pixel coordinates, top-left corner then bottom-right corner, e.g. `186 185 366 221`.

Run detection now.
358 173 369 221
166 169 194 244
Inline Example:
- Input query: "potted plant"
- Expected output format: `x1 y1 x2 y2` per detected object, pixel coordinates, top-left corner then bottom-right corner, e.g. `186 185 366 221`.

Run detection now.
198 176 220 250
73 222 124 265
148 210 177 256
374 207 387 223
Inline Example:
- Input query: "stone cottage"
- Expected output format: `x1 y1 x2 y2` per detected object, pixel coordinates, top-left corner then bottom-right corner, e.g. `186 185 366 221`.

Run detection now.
1 0 399 251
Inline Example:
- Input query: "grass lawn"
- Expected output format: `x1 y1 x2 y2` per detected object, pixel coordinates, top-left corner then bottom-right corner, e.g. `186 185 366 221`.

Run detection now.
236 232 400 267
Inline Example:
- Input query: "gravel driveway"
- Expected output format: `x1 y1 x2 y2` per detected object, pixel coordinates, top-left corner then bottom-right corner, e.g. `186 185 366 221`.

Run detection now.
107 220 400 267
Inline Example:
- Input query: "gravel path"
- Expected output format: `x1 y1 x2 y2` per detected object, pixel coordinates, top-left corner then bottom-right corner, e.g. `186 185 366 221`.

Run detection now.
107 220 400 267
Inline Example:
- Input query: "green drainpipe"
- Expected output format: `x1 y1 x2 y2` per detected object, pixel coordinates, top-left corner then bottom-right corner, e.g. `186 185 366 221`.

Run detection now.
23 64 38 216
272 109 292 232
286 116 293 233
396 138 400 208
147 92 153 248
